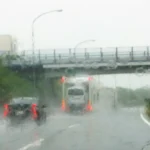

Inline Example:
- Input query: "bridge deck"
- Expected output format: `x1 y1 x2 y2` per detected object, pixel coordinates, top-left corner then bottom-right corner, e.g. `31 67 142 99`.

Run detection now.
1 47 150 69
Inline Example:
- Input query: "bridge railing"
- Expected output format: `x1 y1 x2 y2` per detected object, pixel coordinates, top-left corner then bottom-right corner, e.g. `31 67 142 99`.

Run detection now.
1 46 150 66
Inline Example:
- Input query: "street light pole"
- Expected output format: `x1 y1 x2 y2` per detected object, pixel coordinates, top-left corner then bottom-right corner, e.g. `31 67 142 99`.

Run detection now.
31 9 63 95
114 74 117 109
74 39 95 54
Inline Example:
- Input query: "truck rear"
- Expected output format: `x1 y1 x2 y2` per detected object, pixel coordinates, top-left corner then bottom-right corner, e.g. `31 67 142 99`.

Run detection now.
61 76 99 113
66 85 88 112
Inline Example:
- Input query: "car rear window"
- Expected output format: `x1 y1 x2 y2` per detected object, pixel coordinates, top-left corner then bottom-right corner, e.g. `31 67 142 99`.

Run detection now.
68 89 84 95
11 97 38 104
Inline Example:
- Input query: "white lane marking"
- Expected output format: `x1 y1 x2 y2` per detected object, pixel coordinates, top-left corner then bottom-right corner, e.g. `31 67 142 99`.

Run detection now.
68 124 80 128
140 113 150 127
18 123 79 150
18 138 44 150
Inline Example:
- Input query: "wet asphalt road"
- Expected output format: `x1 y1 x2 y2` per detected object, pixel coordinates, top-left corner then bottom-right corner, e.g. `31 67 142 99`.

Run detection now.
0 95 150 150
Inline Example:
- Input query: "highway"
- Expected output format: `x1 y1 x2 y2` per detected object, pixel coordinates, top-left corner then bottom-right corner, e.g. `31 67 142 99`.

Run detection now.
0 92 150 150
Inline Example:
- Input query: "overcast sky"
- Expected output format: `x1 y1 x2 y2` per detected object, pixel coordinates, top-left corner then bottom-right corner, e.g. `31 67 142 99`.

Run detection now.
0 0 150 88
0 0 150 51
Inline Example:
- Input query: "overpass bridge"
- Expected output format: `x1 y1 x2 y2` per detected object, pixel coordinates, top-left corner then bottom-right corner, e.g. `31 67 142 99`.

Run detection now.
2 46 150 77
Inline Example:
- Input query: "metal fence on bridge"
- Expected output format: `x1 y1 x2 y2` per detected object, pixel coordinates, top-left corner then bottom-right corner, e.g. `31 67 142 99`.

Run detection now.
1 46 150 67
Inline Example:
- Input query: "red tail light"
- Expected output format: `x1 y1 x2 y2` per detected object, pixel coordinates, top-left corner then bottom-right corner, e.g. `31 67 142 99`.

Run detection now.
86 100 93 112
61 99 66 111
3 104 9 117
31 103 38 119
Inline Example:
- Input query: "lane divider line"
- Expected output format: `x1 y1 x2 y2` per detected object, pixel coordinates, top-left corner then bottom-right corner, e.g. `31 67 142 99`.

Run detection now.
18 122 80 150
140 113 150 127
18 138 44 150
68 124 80 128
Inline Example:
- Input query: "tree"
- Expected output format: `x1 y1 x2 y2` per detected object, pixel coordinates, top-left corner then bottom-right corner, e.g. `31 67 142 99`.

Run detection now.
117 87 145 106
0 59 33 103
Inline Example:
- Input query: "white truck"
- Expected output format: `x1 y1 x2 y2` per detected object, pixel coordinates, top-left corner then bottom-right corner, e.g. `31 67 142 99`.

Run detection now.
66 83 89 112
61 76 98 112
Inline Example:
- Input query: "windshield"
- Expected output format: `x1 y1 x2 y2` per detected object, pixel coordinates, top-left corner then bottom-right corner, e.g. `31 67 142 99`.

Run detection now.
68 89 84 96
1 1 150 150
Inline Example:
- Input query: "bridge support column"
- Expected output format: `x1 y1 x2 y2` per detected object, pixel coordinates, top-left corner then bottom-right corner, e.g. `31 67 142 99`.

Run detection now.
38 49 41 63
69 49 71 58
147 47 149 61
116 47 118 62
100 48 103 62
131 47 134 61
53 49 56 63
85 48 87 59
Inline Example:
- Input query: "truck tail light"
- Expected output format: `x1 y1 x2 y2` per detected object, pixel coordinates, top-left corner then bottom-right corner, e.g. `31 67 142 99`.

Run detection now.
3 104 9 117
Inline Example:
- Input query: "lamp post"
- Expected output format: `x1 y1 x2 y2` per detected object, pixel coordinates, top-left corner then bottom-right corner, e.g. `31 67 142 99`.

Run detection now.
31 9 63 95
114 74 117 109
74 39 95 54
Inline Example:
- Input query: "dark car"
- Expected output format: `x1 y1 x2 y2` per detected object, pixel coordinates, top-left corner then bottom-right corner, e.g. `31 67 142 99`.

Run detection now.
3 97 47 126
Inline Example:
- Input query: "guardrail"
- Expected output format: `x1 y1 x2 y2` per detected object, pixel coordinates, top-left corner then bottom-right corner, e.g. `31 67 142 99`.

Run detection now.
1 47 150 67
